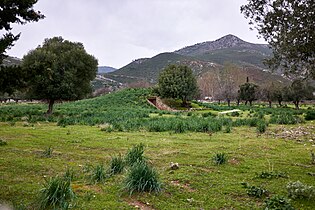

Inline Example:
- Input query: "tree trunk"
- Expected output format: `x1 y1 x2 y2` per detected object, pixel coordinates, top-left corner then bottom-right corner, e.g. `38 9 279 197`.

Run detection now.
293 101 299 110
245 100 248 106
278 100 282 107
268 100 272 108
249 101 252 106
182 97 188 107
227 99 231 107
237 99 240 106
218 100 221 105
46 99 55 115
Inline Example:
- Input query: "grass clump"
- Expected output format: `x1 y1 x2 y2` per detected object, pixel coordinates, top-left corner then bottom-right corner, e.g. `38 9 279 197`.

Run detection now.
42 146 53 158
264 195 295 210
90 164 107 183
39 175 75 210
256 171 288 179
0 138 8 146
305 111 315 121
109 154 125 175
287 181 315 200
124 161 161 195
256 120 267 133
125 143 146 166
212 153 227 165
311 151 315 164
241 182 268 198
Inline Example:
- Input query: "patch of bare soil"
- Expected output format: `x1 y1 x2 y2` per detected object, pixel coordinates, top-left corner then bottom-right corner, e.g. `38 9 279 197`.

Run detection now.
128 200 154 210
170 180 195 192
267 125 315 143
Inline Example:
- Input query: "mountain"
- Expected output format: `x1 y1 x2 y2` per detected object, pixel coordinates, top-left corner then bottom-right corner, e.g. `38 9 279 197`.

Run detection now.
1 56 21 66
106 34 284 86
175 34 272 68
98 66 116 74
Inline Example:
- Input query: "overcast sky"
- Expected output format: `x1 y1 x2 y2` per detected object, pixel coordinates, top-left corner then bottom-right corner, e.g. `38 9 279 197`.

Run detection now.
6 0 265 68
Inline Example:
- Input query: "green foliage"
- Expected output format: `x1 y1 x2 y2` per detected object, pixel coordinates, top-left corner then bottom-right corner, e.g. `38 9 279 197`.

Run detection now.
305 111 315 121
264 195 295 210
157 64 198 106
287 181 315 200
269 113 304 125
22 37 98 114
39 176 75 210
124 161 161 195
125 143 146 166
90 164 107 184
0 1 44 61
256 120 267 133
109 154 125 175
283 80 314 109
256 171 288 179
63 168 75 181
241 0 315 79
241 182 268 198
238 82 259 105
213 153 227 165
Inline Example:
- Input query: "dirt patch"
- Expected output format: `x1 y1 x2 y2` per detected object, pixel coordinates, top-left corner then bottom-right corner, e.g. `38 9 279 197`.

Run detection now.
170 180 195 192
228 158 241 165
128 200 154 210
267 125 315 143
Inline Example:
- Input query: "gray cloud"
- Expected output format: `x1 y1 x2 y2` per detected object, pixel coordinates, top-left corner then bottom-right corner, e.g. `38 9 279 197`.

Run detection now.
7 0 265 68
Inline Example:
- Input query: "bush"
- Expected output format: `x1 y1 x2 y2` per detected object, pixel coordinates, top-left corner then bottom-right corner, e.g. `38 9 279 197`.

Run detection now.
269 113 304 125
90 164 107 183
109 154 125 175
39 176 75 209
264 195 295 210
305 111 315 121
212 153 227 165
241 182 268 198
125 143 146 166
124 161 161 194
287 181 315 199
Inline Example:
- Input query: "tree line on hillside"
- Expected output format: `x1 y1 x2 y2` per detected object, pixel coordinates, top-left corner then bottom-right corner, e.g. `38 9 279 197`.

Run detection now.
156 64 314 110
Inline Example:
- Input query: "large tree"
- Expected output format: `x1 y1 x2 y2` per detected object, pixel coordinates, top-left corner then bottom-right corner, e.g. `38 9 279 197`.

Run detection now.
158 64 198 106
238 82 259 106
241 0 315 79
22 37 98 114
283 79 314 109
0 0 44 62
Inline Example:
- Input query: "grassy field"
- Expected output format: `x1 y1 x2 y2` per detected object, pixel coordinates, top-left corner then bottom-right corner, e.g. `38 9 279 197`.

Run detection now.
0 88 315 209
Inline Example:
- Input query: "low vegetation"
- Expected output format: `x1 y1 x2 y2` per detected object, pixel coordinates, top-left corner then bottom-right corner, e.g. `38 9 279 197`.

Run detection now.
0 88 314 209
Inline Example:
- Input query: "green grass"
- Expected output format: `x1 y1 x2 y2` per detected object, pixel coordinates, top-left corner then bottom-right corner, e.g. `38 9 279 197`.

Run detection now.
0 122 314 209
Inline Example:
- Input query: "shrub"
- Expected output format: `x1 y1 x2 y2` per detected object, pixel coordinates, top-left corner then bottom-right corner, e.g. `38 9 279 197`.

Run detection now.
287 181 315 199
39 176 75 210
264 195 295 210
109 154 125 175
124 161 161 194
241 182 268 198
125 143 146 166
305 111 315 121
90 164 107 183
269 113 304 125
212 153 227 165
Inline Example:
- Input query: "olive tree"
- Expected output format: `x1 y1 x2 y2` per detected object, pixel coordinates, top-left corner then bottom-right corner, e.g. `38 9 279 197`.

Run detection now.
157 64 198 106
241 0 315 79
22 37 98 114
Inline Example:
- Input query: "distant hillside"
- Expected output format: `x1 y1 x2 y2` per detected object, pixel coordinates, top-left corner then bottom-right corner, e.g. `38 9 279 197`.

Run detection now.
98 66 116 74
175 34 272 68
1 56 21 66
106 53 223 84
